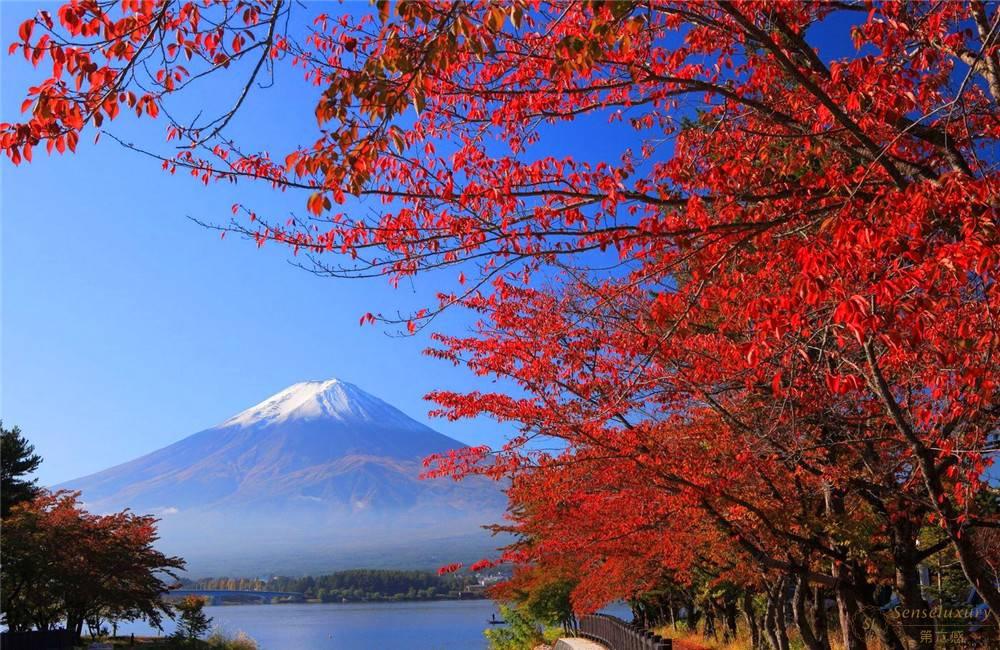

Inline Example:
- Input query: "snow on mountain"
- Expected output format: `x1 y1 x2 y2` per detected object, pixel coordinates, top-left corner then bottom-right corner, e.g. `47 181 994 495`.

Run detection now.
222 379 425 430
57 378 506 575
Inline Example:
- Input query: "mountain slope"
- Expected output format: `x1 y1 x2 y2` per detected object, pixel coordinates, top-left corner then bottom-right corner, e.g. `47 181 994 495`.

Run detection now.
58 379 506 575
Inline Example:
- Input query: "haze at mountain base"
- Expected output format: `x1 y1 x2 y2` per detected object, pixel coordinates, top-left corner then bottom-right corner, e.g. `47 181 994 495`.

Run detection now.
57 379 506 576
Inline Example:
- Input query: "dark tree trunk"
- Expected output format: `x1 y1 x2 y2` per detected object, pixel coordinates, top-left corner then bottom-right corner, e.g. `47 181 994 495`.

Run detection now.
723 594 738 642
793 573 824 650
685 598 699 632
70 617 85 645
764 590 779 650
833 563 867 650
764 580 790 650
811 586 832 650
892 519 935 650
844 559 906 650
742 589 762 650
704 602 717 640
853 577 906 650
824 480 867 650
772 578 790 650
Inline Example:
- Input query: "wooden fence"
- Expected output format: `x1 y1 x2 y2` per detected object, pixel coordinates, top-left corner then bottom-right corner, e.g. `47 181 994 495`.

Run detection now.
579 613 672 650
0 629 74 650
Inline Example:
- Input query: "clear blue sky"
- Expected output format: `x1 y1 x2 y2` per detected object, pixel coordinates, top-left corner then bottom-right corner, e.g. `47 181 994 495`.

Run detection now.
0 2 522 486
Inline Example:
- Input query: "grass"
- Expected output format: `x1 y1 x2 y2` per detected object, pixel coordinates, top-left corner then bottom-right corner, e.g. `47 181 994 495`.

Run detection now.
654 627 754 650
653 621 895 650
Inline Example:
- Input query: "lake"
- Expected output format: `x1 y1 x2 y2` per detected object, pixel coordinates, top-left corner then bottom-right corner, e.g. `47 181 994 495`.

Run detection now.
119 600 497 649
118 600 633 649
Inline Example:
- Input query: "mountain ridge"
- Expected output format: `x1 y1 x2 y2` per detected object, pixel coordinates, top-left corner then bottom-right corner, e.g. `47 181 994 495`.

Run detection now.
57 378 505 575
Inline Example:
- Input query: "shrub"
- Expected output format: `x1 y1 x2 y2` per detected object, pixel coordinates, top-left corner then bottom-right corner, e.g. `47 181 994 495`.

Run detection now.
206 630 258 650
485 605 544 650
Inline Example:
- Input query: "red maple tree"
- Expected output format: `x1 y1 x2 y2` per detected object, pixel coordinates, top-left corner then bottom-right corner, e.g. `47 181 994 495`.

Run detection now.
1 491 184 641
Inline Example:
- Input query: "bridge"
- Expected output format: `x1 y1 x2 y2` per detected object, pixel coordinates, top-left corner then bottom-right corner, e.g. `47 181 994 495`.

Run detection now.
165 589 305 605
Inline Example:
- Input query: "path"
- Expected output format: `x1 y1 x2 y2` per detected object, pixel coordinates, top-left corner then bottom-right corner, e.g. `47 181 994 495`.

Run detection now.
554 636 712 650
554 639 611 650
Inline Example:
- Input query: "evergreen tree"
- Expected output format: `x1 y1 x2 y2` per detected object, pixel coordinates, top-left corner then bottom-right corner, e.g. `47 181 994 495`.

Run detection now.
1 422 42 517
173 596 212 644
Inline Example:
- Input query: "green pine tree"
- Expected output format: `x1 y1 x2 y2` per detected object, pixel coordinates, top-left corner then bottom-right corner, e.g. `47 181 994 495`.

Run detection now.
1 422 42 517
173 596 212 644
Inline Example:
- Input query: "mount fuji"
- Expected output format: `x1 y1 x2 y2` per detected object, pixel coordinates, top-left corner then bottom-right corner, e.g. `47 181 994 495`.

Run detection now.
57 379 507 576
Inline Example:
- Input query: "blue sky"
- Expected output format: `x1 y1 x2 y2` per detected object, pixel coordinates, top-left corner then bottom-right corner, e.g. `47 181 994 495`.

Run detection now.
0 1 524 485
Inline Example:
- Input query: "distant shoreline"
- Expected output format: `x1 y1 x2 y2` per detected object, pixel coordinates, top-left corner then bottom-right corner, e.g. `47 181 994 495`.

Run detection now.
178 567 504 607
179 595 490 606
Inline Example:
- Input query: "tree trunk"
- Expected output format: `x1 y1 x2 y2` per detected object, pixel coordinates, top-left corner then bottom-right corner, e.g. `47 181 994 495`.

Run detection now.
742 589 762 650
892 520 935 650
823 481 866 650
71 617 84 645
849 561 906 650
764 587 781 650
793 573 824 650
704 602 717 640
923 471 1000 627
764 579 790 650
723 594 738 642
834 563 867 650
685 598 699 632
811 585 831 650
772 578 790 650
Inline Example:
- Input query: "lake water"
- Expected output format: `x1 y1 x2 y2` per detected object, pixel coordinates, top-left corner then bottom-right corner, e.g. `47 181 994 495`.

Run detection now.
118 599 633 649
119 600 498 649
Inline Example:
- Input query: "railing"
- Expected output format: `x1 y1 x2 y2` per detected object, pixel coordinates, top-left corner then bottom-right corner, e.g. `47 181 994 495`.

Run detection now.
579 613 672 650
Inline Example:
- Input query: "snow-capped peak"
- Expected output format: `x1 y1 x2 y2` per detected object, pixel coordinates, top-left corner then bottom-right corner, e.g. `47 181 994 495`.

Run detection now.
221 378 425 430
